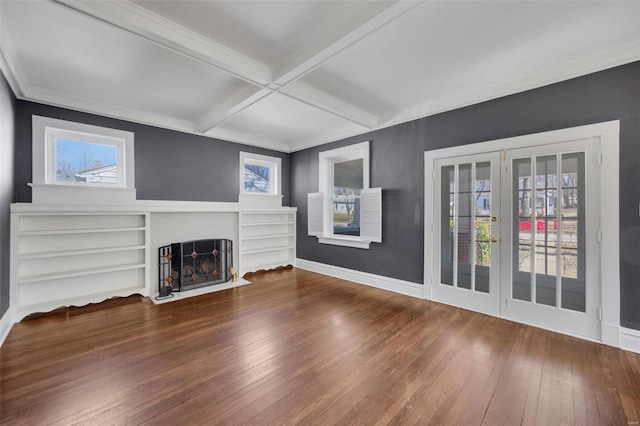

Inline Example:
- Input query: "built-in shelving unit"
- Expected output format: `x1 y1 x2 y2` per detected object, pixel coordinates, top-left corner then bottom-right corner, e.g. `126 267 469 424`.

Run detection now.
10 203 297 321
11 212 149 320
239 211 296 275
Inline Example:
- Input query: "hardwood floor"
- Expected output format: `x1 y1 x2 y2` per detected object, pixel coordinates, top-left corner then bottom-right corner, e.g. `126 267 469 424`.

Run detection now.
1 267 639 425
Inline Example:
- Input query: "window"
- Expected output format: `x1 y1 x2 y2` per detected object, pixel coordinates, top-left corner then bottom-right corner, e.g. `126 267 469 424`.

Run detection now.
49 133 121 186
31 116 135 204
239 152 281 196
308 141 382 249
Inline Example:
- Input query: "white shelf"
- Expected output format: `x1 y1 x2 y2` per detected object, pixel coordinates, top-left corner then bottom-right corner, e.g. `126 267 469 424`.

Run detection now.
18 245 146 260
241 245 294 255
240 233 292 241
18 226 146 236
240 221 294 226
12 211 151 318
18 263 147 284
239 211 296 275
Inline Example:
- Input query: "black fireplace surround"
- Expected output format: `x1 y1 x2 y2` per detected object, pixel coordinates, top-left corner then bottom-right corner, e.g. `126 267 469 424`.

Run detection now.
159 239 233 295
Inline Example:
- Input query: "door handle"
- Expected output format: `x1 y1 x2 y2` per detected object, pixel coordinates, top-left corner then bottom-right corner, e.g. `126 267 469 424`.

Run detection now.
491 217 497 222
491 237 498 243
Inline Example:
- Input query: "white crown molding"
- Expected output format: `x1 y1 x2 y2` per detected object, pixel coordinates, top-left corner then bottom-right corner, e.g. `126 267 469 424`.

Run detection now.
381 41 640 133
23 86 195 133
0 28 25 98
280 81 378 129
203 126 291 153
55 0 271 86
195 87 273 134
287 123 370 153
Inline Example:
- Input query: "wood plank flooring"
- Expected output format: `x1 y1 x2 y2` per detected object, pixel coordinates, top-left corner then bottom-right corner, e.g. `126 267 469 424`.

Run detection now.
1 267 639 425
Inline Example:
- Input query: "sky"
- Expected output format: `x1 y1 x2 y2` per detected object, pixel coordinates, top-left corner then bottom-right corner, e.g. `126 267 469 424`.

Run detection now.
56 138 117 170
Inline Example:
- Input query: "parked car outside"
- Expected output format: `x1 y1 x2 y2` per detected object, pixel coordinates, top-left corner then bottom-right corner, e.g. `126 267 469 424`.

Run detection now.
518 218 557 231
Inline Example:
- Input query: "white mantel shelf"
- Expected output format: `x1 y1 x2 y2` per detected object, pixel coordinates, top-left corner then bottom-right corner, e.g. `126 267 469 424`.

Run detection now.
10 200 297 322
11 200 297 214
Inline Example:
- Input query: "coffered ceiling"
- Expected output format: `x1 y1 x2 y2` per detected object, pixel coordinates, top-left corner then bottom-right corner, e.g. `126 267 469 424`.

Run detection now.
1 1 639 153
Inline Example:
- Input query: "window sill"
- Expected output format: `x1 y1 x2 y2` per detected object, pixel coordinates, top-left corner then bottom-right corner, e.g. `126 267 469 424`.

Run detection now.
28 183 137 205
317 236 371 249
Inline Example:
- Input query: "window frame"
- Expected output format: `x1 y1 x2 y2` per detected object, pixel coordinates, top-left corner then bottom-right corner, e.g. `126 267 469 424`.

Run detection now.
239 152 281 197
32 116 135 191
312 141 381 249
321 142 369 241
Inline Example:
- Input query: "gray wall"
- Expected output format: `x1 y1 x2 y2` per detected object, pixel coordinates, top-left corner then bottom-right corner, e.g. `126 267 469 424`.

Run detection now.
14 101 290 205
0 70 16 318
291 61 640 331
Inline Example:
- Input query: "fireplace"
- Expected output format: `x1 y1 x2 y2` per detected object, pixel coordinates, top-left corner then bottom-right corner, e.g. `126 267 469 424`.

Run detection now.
158 239 233 296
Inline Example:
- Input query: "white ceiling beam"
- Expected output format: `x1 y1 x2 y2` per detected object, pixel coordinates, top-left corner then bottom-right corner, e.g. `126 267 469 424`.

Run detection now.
273 1 422 86
194 87 273 134
55 0 271 86
280 81 378 129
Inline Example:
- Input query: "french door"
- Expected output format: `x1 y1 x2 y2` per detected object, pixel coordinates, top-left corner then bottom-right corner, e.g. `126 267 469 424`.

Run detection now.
502 139 601 340
429 138 601 341
432 153 502 316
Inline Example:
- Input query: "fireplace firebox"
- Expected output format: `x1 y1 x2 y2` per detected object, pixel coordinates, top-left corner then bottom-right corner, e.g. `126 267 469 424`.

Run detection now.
158 239 232 296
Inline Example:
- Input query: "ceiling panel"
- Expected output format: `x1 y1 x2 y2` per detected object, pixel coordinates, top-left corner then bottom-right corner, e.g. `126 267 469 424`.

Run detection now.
1 1 252 123
214 92 368 147
131 0 390 68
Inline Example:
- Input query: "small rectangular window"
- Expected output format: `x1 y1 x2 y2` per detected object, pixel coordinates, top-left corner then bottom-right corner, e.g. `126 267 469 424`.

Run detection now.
239 152 281 196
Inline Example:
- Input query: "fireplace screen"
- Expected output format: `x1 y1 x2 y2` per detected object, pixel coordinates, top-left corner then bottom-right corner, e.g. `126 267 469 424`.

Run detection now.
159 239 232 293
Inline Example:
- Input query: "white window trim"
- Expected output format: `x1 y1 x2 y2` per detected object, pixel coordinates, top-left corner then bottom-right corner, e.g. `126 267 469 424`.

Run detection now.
310 141 382 249
31 116 135 205
239 152 281 197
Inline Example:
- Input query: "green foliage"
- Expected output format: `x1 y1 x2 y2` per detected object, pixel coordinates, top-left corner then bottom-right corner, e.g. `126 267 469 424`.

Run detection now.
475 222 490 266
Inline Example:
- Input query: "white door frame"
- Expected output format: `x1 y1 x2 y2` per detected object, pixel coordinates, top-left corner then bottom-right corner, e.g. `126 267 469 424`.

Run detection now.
424 121 620 345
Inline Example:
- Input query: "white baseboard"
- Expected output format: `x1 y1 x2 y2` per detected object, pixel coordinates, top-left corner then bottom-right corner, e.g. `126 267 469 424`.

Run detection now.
0 307 14 348
621 327 640 354
295 258 423 299
602 321 622 348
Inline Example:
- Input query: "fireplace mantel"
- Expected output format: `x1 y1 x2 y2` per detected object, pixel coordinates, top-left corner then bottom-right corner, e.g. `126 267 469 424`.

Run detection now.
10 201 296 321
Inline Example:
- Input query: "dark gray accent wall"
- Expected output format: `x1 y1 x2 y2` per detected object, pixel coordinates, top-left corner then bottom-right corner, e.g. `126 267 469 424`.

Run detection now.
0 70 16 318
14 101 290 205
291 61 640 331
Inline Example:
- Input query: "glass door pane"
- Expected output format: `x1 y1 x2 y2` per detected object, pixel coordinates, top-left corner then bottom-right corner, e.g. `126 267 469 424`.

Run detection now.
513 158 533 302
511 152 586 312
440 161 493 293
457 164 473 290
474 162 492 293
560 153 586 312
440 165 455 286
535 155 558 307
